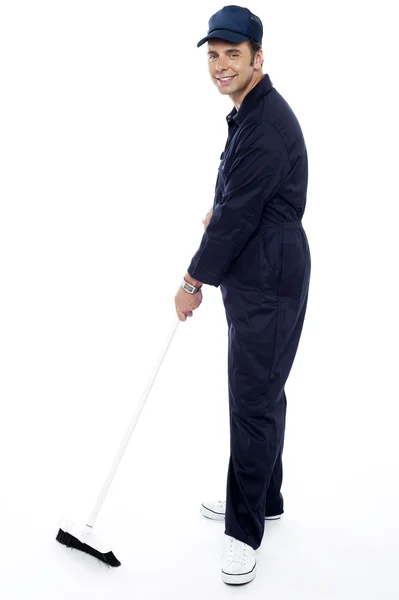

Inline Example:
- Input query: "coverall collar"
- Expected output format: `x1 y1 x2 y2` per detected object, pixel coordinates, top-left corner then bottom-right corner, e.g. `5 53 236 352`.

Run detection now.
226 73 273 126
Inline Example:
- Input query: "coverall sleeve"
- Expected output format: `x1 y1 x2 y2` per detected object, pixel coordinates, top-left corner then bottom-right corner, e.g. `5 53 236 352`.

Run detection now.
187 125 291 287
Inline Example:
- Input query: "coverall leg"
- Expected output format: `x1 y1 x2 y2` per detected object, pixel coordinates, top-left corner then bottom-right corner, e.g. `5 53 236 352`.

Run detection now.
264 388 286 517
222 222 311 550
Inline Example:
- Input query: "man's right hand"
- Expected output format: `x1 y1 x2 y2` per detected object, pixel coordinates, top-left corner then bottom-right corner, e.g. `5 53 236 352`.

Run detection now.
202 207 213 231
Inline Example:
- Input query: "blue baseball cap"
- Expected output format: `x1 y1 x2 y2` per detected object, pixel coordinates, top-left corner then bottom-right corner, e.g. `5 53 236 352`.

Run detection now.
197 5 263 48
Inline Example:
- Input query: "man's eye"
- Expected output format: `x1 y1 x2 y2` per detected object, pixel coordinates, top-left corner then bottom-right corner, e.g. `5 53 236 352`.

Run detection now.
209 55 217 61
229 54 239 58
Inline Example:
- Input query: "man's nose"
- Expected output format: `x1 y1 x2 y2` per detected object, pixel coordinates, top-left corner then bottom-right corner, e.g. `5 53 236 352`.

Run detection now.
215 56 228 71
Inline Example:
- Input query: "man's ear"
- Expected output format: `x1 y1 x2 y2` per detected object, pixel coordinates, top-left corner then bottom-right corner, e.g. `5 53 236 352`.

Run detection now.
256 49 264 70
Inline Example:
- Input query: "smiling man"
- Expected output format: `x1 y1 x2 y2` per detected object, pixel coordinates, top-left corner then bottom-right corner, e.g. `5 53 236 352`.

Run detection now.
207 39 263 101
174 5 312 586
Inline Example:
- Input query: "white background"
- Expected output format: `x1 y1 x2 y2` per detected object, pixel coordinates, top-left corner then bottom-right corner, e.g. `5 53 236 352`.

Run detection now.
0 1 398 598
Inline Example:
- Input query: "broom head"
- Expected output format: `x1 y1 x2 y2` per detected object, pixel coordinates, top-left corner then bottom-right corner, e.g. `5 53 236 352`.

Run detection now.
56 520 121 567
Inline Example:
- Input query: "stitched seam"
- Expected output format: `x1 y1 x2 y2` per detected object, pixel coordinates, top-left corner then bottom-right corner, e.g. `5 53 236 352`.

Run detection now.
266 227 284 387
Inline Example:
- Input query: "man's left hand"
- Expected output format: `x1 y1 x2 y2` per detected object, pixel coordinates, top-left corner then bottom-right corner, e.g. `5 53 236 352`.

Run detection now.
175 273 204 322
174 286 203 321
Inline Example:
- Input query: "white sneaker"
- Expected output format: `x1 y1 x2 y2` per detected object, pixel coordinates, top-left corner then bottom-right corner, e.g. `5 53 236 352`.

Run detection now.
221 534 257 585
201 500 282 521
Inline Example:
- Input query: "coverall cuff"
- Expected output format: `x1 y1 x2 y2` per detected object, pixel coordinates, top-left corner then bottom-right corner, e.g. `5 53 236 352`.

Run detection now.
186 262 221 288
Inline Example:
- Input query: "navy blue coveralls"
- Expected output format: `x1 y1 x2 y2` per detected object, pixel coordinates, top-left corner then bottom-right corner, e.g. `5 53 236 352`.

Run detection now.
187 74 311 551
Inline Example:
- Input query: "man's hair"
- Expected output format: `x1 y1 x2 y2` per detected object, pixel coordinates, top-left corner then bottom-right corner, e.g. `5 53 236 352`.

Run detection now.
247 38 263 68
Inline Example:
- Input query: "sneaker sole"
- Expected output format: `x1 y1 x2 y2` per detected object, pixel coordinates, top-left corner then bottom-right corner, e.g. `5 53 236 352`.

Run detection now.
222 563 257 585
200 504 225 520
200 504 282 521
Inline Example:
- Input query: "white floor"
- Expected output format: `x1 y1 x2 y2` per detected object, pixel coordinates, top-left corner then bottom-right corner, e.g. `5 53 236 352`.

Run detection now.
1 304 398 599
1 449 398 600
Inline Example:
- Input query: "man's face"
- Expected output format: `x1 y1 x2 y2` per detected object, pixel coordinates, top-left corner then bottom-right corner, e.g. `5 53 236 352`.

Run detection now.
207 39 261 97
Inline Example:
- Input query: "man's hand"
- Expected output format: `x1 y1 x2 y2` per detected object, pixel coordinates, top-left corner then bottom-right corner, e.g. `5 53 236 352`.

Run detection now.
174 286 203 322
202 207 213 231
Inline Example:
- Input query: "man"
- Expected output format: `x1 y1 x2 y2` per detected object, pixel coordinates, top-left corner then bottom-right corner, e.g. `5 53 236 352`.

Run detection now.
174 5 311 586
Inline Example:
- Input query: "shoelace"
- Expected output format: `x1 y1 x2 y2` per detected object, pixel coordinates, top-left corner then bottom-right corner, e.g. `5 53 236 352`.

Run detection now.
225 536 249 567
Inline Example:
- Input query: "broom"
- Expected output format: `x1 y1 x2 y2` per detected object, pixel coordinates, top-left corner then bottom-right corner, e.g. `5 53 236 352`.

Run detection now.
56 317 181 567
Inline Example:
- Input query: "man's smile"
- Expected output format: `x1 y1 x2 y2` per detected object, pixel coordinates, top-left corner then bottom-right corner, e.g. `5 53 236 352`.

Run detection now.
216 75 237 85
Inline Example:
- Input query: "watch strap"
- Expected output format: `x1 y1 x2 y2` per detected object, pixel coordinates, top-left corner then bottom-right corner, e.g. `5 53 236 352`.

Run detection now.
181 280 202 294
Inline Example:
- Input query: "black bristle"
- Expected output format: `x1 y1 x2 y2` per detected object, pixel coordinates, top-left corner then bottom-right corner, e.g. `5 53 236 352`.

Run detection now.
56 528 121 567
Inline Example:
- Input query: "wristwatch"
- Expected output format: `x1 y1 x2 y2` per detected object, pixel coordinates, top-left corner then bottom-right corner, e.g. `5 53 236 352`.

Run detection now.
181 279 203 294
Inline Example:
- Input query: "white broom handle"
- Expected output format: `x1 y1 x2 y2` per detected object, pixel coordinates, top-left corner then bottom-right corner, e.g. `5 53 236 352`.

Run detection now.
86 316 181 528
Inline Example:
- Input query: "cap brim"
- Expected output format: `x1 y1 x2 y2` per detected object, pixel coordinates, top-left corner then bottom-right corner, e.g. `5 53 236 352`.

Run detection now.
197 30 250 48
